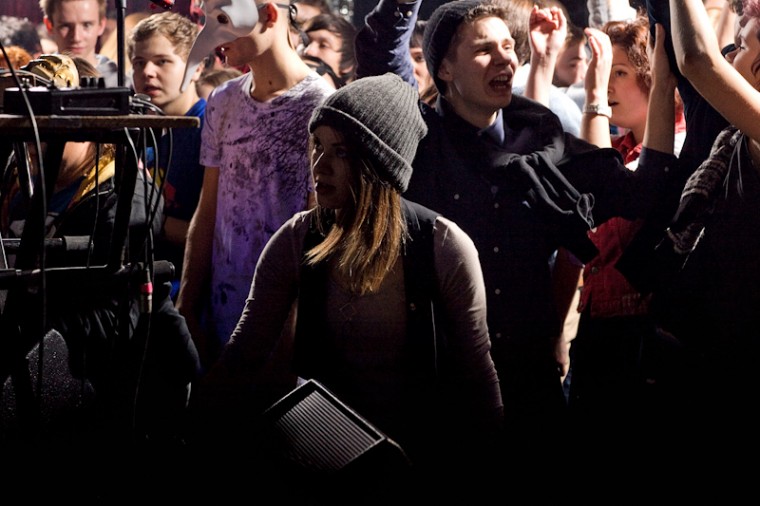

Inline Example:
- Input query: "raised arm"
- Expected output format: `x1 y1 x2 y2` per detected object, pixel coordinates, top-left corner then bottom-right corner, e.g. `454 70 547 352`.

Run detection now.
579 27 613 147
354 0 420 87
671 0 760 143
524 5 567 106
645 0 729 174
715 1 740 49
642 23 677 155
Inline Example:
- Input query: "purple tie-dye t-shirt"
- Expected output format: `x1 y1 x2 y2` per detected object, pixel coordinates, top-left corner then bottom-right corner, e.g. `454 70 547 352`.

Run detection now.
199 71 333 345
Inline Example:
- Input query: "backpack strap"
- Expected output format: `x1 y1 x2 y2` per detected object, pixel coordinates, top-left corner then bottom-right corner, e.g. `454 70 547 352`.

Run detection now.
400 199 441 382
292 212 333 381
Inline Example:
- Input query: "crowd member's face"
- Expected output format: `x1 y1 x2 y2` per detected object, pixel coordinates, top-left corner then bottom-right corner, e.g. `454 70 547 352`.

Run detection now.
46 0 106 64
725 17 760 89
311 125 354 211
410 46 433 92
132 34 200 116
438 16 518 128
607 44 649 135
302 29 343 75
555 39 588 87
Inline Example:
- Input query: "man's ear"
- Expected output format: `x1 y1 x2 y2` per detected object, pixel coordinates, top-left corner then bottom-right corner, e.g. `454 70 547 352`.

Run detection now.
190 61 204 84
437 58 454 83
44 17 54 34
97 16 107 37
262 3 279 27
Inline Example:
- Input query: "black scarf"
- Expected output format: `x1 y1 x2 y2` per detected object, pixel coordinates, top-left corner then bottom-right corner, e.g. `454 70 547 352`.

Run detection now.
664 126 742 257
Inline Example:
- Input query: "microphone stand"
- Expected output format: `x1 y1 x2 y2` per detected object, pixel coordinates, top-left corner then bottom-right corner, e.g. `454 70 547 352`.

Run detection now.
116 0 127 87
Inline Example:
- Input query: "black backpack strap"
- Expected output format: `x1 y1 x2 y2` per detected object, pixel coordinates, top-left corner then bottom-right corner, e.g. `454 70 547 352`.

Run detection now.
292 212 333 381
401 199 441 382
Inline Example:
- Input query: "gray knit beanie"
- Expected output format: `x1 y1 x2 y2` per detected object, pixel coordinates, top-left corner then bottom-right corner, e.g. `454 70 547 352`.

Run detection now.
423 0 482 94
308 73 427 193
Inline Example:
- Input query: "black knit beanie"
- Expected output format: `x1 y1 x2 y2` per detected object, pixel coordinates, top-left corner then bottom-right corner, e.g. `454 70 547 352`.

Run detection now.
423 0 482 93
308 73 427 193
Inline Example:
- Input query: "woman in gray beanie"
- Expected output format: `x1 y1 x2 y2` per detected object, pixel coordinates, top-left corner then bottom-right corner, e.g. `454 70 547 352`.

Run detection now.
192 73 503 497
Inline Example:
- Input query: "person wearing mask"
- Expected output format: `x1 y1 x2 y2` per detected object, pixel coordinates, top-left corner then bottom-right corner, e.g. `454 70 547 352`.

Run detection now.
177 0 334 370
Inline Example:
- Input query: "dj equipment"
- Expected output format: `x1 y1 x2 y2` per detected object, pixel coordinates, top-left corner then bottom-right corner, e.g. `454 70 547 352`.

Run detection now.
1 54 131 116
3 85 132 116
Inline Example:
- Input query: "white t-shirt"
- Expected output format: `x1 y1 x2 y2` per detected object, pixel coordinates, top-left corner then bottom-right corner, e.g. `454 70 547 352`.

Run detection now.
200 71 334 344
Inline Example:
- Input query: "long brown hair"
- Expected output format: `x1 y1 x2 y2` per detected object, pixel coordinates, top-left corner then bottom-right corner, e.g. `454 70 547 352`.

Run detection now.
305 152 406 295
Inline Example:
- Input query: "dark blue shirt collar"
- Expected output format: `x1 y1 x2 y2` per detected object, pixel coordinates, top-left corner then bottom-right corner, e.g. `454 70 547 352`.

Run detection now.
436 96 505 145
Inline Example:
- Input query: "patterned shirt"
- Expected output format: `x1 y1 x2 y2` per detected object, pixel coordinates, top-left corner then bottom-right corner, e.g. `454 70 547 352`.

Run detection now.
200 71 333 344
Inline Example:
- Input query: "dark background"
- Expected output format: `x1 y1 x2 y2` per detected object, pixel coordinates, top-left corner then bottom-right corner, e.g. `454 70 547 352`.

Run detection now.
1 0 193 25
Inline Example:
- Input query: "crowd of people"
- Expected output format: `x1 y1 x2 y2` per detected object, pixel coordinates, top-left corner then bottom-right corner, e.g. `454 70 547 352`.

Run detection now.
1 0 760 498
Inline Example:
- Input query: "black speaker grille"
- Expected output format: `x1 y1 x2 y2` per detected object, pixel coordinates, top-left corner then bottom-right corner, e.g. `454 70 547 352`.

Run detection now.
273 389 381 472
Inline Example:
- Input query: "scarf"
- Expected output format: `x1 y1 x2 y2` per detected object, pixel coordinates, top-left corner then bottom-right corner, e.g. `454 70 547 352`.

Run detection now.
665 126 742 255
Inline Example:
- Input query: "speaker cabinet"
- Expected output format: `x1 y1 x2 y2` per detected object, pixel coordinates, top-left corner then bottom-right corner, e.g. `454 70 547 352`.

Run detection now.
251 379 413 503
259 379 410 472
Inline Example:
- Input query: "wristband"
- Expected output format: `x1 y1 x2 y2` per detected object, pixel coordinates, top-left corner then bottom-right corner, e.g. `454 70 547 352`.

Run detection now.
583 103 612 119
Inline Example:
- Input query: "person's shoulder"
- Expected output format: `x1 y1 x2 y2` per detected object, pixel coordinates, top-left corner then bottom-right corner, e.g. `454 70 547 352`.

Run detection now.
507 93 549 113
401 199 471 246
207 72 250 102
505 94 566 132
187 98 206 117
549 86 581 113
403 198 437 214
290 209 314 227
433 215 471 243
432 215 479 262
294 72 336 98
277 209 315 246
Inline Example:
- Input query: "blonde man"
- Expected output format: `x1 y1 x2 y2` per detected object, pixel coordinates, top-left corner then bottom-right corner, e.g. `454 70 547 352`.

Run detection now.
128 12 207 297
39 0 121 86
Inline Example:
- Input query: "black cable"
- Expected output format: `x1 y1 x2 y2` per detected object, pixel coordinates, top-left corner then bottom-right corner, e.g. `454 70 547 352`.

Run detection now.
87 144 102 269
145 124 173 234
120 125 164 266
77 142 104 401
1 40 49 430
143 125 161 233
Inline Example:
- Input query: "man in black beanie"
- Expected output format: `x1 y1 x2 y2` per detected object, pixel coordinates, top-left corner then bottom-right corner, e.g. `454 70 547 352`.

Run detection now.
355 0 679 473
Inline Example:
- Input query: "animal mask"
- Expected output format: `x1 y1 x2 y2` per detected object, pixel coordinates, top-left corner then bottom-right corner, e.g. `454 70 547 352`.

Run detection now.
181 0 260 91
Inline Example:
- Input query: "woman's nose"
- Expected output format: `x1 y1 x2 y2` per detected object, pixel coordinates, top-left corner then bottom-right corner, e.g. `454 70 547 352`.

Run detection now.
312 151 329 173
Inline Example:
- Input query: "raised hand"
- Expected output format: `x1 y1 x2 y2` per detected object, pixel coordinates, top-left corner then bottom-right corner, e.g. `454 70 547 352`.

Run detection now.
583 26 613 105
649 23 677 93
528 5 567 60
